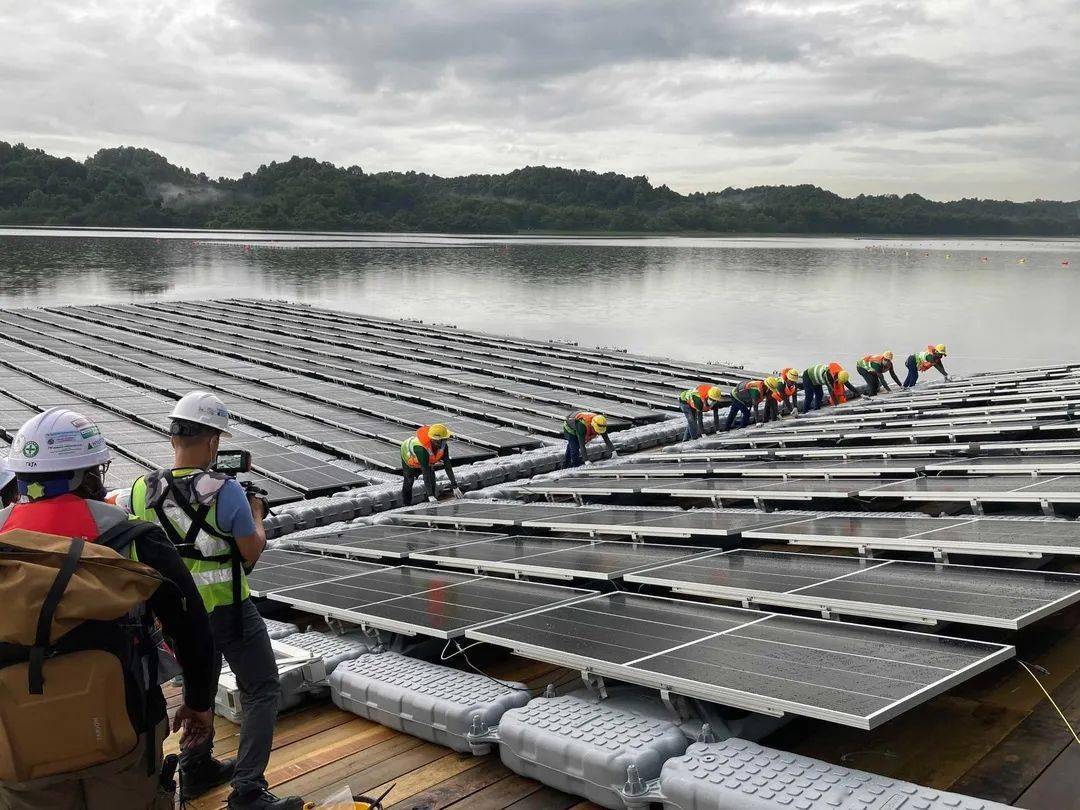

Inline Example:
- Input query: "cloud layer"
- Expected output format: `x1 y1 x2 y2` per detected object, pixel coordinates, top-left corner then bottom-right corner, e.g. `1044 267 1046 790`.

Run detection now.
2 0 1077 200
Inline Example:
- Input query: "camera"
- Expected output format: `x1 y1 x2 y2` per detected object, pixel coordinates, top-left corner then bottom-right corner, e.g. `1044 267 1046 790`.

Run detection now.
212 449 271 516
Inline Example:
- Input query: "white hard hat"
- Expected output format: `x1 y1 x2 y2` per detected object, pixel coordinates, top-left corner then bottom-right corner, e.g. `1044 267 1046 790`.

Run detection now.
169 391 232 437
7 407 111 474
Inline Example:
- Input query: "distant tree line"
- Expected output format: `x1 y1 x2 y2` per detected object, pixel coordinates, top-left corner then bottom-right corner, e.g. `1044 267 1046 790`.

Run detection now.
1 141 1078 236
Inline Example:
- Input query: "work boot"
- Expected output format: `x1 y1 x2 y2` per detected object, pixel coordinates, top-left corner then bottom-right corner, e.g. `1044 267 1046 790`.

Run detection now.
227 788 305 810
180 756 236 800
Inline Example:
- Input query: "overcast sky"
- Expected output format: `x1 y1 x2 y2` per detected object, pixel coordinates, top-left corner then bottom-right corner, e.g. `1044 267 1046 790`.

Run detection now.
2 1 1077 200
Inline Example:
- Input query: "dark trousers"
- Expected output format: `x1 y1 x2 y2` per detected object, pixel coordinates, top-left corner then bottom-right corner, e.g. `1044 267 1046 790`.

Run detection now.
857 367 880 395
182 598 280 799
763 397 780 423
679 403 701 441
563 434 583 468
802 378 824 413
903 356 919 388
725 400 751 431
401 465 419 505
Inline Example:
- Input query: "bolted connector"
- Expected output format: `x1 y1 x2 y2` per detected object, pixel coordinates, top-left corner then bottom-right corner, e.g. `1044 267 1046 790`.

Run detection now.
623 764 646 797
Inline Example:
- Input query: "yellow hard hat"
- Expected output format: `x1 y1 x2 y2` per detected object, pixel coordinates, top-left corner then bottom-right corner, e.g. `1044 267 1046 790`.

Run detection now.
883 350 894 360
764 376 781 390
707 386 722 401
591 414 608 433
428 423 452 440
838 370 850 384
935 343 947 355
784 368 800 382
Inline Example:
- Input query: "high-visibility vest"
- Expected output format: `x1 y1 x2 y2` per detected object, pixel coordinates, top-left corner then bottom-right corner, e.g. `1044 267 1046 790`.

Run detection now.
0 493 134 556
915 350 937 371
777 368 797 398
678 388 704 411
401 425 446 469
130 470 247 613
731 380 766 405
563 411 599 442
805 364 830 385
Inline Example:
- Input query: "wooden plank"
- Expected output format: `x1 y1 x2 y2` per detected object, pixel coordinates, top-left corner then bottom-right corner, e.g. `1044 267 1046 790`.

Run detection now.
301 743 466 805
365 751 491 808
274 734 425 799
501 785 583 810
1014 743 1080 809
445 772 545 810
385 758 508 810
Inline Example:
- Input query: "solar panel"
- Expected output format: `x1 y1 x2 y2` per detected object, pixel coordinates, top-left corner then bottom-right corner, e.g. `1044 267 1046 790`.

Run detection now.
246 550 385 596
392 501 604 527
466 592 1013 729
268 566 594 638
625 549 1080 629
412 535 715 580
521 507 801 538
286 524 509 559
925 455 1080 474
743 515 1080 558
864 475 1080 504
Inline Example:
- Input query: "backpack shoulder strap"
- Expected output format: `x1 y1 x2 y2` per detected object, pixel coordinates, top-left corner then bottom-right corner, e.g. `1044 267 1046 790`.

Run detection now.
29 538 85 694
95 519 163 557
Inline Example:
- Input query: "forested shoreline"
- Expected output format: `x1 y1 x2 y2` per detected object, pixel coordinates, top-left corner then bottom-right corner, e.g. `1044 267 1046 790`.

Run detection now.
2 142 1078 236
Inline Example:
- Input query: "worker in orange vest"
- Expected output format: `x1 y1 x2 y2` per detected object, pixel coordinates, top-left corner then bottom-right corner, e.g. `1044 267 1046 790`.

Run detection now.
725 380 768 430
764 368 800 422
562 412 615 468
677 385 723 440
903 344 949 387
401 424 462 505
826 362 859 405
856 351 902 395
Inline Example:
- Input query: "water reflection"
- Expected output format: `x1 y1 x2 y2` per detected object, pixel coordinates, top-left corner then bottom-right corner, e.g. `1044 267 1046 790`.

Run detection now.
0 231 1076 375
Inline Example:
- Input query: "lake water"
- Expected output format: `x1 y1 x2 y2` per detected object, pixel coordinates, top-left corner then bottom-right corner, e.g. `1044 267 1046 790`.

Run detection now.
1 227 1076 376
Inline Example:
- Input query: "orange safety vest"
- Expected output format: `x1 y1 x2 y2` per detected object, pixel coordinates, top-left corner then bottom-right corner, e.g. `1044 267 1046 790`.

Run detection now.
566 411 599 442
403 426 446 469
776 368 797 400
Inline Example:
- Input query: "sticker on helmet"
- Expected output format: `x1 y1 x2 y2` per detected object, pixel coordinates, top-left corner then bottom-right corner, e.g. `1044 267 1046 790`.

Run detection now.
22 441 39 458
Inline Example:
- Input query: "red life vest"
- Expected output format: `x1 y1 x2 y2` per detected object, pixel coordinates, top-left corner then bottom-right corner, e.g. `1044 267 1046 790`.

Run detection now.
0 493 103 539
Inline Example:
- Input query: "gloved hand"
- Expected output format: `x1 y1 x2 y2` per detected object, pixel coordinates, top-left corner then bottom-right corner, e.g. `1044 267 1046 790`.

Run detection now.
427 495 438 503
610 450 619 458
583 460 593 467
452 487 464 498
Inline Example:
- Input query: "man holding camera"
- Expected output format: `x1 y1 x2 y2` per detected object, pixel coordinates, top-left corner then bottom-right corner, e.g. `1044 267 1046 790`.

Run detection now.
128 391 301 810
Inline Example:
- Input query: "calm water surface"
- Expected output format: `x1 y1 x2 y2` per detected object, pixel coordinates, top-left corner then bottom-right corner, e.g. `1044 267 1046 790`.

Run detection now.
0 228 1075 376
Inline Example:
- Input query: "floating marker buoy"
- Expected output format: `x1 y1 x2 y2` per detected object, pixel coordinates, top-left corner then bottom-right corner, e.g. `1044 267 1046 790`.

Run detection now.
1018 258 1027 264
980 256 989 261
1063 260 1071 266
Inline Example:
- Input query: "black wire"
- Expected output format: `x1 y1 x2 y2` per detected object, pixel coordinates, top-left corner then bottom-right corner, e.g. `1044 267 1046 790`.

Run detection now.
441 639 582 695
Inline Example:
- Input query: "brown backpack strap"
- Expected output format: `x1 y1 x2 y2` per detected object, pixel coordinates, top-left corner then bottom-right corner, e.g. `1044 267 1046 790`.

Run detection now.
29 538 85 694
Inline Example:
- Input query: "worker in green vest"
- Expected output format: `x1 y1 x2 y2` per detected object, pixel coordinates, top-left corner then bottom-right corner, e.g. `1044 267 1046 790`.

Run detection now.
678 384 723 440
562 411 616 467
856 351 902 395
802 363 858 412
903 344 949 387
128 391 303 810
401 423 463 505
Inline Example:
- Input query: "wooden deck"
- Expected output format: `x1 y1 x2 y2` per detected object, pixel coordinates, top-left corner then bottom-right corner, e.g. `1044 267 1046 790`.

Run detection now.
166 594 1080 809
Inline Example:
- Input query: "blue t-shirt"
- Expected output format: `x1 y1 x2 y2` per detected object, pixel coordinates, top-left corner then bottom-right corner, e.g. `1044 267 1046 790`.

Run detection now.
214 478 257 538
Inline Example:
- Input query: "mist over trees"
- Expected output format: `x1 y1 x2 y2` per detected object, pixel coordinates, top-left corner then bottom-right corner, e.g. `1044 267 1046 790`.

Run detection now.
2 141 1078 236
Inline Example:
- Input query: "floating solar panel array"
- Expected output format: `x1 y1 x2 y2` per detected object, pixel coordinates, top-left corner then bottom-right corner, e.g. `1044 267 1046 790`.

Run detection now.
265 365 1080 730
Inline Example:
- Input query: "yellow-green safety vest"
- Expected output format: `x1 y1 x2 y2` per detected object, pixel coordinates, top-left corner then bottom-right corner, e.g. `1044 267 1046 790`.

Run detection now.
130 469 250 612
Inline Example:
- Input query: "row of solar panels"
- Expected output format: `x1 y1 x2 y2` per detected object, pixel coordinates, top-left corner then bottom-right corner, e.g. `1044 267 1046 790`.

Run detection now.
0 309 498 474
0 340 349 500
71 302 567 441
274 521 1080 630
227 297 756 392
249 548 1014 730
117 300 661 426
207 299 689 410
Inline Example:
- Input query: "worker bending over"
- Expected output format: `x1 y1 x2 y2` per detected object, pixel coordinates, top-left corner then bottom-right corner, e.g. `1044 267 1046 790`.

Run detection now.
856 351 901 395
678 384 723 440
563 411 615 467
726 379 768 430
903 344 949 388
401 423 462 505
128 391 301 810
764 369 800 423
0 407 217 810
802 364 858 412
